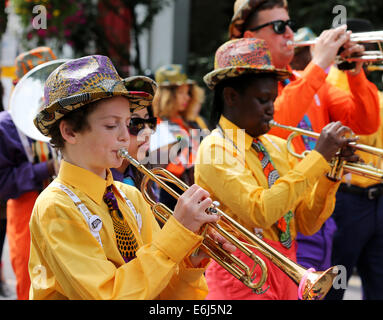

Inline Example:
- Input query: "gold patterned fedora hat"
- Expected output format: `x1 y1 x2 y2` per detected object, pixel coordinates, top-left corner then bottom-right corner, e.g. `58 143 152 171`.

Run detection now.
34 55 157 137
229 0 288 39
203 38 291 90
155 64 195 87
14 46 57 84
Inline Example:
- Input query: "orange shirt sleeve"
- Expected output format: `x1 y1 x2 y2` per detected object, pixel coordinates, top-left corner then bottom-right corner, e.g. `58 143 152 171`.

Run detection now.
270 62 327 139
269 62 380 138
324 70 380 135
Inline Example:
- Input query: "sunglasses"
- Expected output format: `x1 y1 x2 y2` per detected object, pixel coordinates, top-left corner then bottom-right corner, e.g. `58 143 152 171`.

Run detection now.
248 19 295 35
128 117 157 136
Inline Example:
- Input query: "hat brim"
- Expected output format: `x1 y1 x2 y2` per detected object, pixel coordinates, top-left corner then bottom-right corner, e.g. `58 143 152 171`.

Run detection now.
203 66 291 90
35 76 158 137
123 75 158 111
158 79 196 87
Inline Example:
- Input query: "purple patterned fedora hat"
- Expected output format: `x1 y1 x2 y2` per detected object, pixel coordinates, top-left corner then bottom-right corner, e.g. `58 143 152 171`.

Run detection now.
34 55 157 137
203 38 290 90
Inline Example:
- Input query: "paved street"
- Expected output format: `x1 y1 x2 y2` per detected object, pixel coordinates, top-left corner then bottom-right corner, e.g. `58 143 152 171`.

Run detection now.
1 236 16 300
0 235 362 300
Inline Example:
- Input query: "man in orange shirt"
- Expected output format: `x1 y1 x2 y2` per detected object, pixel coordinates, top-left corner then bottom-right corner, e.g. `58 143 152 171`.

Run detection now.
228 0 380 274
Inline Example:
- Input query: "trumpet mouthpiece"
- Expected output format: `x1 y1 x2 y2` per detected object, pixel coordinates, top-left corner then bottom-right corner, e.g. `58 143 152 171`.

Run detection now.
117 148 129 158
117 148 141 168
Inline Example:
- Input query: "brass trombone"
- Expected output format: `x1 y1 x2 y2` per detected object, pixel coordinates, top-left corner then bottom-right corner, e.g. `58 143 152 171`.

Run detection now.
118 148 338 300
288 30 383 62
269 120 383 181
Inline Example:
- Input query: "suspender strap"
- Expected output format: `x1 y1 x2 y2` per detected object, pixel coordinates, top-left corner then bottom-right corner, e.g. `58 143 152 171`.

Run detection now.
51 182 103 247
115 185 142 233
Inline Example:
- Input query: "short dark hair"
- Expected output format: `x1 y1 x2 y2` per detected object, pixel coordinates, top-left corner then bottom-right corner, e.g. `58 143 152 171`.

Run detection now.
48 96 143 150
48 101 97 150
243 0 287 32
210 73 277 127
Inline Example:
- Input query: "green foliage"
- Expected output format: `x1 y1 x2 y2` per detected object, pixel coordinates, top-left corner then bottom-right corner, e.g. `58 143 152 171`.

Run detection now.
288 0 383 32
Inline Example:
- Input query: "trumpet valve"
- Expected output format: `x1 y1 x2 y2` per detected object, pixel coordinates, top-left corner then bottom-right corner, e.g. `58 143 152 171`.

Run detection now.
207 201 221 215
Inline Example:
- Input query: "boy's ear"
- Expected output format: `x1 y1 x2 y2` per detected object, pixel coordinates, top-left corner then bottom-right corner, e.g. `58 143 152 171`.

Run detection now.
59 120 77 144
222 86 240 109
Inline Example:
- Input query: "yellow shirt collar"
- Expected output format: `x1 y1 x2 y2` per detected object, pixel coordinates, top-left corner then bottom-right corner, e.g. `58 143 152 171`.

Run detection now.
57 160 114 205
218 115 256 151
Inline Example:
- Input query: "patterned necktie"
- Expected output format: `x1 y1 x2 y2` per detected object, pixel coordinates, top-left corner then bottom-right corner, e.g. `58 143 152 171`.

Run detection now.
103 185 138 262
253 139 293 249
297 115 316 151
283 78 316 151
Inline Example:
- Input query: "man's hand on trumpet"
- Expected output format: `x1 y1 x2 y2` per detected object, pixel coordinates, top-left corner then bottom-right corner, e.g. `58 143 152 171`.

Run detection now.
340 37 366 75
311 25 350 71
314 121 360 162
310 24 365 75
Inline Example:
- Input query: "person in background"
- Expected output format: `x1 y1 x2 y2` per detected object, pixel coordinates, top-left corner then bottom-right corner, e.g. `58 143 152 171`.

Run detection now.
228 0 380 274
111 96 159 202
325 18 383 300
0 47 57 300
0 77 11 298
152 64 209 210
289 27 316 71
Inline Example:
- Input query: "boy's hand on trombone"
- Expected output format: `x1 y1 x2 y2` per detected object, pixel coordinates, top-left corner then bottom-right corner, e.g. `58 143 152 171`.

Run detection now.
315 121 359 162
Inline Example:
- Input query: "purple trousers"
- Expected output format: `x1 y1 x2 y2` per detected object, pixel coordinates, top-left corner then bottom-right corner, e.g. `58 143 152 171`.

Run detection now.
296 217 337 271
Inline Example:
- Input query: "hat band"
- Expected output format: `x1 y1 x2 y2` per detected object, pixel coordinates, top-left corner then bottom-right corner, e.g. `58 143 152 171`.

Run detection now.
58 93 92 107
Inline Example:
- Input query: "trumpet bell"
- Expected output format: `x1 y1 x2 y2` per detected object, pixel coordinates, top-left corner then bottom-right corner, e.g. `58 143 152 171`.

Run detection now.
302 266 338 300
9 59 69 142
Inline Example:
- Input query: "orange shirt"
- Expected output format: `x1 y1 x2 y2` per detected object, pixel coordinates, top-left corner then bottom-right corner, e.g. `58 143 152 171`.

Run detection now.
158 117 201 178
327 66 383 188
269 62 380 155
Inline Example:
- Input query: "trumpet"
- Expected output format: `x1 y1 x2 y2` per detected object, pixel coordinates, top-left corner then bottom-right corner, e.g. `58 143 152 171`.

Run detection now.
269 120 383 181
288 30 383 62
118 148 338 300
367 65 383 72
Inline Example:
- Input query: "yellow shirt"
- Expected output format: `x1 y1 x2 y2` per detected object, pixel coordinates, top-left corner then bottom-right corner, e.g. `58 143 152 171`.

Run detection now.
327 66 383 187
194 116 340 242
29 160 208 300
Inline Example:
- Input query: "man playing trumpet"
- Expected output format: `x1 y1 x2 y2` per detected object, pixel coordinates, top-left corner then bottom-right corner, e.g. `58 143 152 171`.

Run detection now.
229 0 380 276
195 37 359 300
